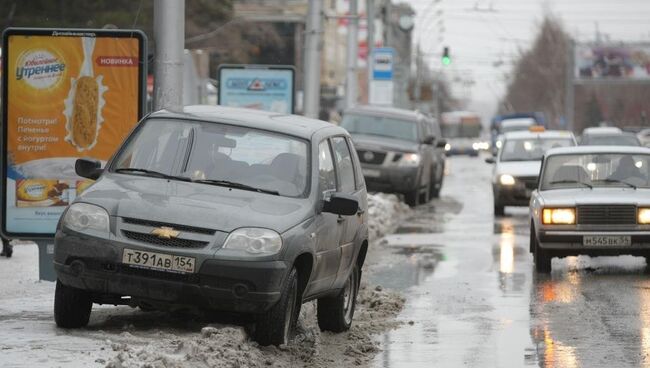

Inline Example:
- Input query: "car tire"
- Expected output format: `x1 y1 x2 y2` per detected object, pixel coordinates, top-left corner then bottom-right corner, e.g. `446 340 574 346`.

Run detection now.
54 279 92 328
404 189 420 207
254 268 299 346
529 223 535 253
533 236 552 273
317 265 360 332
430 168 443 198
494 202 505 216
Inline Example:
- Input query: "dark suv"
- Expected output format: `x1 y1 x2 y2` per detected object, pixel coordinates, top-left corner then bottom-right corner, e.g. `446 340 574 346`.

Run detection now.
53 106 368 346
341 106 446 206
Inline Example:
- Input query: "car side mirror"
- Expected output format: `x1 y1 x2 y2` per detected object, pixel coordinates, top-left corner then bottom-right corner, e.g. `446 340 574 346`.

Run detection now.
75 158 103 180
436 139 447 149
323 193 359 216
422 135 435 145
485 157 495 164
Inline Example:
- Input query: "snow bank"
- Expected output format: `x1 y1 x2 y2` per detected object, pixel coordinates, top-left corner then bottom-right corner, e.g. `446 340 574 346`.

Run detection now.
367 193 410 241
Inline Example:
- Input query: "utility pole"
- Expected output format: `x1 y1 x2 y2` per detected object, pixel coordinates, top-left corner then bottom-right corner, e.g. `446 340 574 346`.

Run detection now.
345 0 359 109
303 0 322 119
414 45 421 104
366 0 375 104
153 0 185 111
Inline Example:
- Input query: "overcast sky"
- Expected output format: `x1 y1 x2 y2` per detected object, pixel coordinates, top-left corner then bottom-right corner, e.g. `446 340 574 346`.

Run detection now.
402 0 650 122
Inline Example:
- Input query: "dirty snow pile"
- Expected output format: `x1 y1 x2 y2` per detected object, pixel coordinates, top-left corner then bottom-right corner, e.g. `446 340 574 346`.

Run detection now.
105 284 405 368
367 193 410 241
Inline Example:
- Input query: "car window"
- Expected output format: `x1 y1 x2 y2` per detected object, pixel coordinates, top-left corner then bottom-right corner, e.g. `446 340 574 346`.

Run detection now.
541 153 650 190
500 137 575 162
581 134 641 146
341 113 419 142
113 119 309 198
318 140 337 194
331 137 356 193
348 138 365 190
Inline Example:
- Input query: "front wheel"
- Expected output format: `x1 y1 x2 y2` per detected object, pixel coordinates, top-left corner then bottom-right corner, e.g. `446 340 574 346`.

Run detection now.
404 189 420 207
494 202 505 216
255 268 299 346
54 280 92 328
533 235 552 273
317 265 360 332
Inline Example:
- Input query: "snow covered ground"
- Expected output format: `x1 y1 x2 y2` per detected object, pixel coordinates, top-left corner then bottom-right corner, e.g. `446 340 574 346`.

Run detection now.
0 193 409 368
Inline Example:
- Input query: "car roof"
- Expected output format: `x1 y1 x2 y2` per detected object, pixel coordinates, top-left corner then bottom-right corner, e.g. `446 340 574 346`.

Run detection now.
503 130 575 140
343 105 422 121
582 126 622 135
148 105 339 139
545 145 650 156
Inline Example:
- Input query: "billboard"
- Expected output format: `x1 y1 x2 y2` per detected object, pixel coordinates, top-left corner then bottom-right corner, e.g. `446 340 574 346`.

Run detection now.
2 28 147 238
575 43 650 80
218 65 295 114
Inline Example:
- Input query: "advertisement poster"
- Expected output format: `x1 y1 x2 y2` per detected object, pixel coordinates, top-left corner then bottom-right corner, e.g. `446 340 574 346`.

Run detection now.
2 29 146 237
218 65 295 114
575 43 650 80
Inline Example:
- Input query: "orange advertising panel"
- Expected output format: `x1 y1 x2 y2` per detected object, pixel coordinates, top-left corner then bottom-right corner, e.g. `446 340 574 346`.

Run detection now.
2 29 146 237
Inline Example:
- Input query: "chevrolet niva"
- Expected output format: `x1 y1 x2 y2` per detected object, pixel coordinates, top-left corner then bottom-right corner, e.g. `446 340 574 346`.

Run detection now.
54 106 369 346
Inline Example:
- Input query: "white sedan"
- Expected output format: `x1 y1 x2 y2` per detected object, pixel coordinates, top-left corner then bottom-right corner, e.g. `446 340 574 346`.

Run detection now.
530 146 650 273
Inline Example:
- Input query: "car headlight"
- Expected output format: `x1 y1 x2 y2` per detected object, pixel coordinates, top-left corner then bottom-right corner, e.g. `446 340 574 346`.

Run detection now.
496 140 503 149
398 153 421 166
542 208 576 225
472 142 480 151
223 228 282 255
444 143 451 151
499 174 516 186
63 203 110 234
639 208 650 224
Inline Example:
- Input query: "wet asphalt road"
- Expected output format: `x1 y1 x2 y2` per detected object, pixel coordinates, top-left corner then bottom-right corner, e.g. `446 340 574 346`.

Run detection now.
368 155 650 368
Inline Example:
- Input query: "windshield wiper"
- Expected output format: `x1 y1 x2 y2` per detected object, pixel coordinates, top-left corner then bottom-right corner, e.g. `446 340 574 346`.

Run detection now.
594 178 637 189
549 180 593 189
192 179 280 195
114 168 192 182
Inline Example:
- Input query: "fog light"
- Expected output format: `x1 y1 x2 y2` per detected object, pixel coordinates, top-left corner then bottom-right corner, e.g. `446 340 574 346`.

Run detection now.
542 208 576 225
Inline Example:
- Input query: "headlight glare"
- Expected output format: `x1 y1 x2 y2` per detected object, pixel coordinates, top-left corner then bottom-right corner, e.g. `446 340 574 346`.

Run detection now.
638 208 650 224
63 203 110 233
499 174 516 186
542 208 576 225
399 153 421 166
223 228 282 255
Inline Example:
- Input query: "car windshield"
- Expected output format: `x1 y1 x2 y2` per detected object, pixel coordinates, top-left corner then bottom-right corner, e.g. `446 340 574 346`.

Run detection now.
500 119 535 133
541 153 650 190
112 119 309 197
581 134 640 146
500 137 574 162
341 113 418 142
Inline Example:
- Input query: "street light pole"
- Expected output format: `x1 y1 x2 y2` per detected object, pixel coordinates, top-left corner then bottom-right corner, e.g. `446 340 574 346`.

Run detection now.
153 0 185 112
345 0 359 109
303 0 322 119
366 0 375 104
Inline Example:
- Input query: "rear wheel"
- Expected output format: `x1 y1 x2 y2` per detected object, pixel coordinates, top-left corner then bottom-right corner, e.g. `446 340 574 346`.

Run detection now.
533 233 552 273
54 280 92 328
255 268 299 346
317 265 360 332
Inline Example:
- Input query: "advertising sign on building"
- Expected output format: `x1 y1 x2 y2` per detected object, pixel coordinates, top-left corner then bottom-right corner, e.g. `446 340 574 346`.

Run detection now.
369 47 394 105
575 43 650 80
2 28 147 237
218 65 295 114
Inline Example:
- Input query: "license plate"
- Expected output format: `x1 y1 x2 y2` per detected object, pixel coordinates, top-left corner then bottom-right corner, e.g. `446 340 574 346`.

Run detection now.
583 235 631 247
362 169 381 178
122 248 196 273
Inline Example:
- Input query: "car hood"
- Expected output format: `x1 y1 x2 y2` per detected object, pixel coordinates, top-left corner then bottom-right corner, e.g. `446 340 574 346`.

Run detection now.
496 161 541 177
539 187 650 207
349 134 420 153
76 174 314 233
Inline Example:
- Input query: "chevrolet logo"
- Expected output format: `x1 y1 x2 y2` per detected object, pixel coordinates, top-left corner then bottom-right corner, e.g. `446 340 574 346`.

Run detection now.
151 226 180 239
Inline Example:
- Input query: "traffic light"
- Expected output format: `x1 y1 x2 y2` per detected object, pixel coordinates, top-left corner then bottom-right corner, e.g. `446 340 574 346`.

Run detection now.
442 46 451 66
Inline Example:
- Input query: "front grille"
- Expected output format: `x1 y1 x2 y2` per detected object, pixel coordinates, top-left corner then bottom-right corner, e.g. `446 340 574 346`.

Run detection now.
122 217 215 235
577 205 637 225
517 176 538 190
357 150 386 165
122 230 209 249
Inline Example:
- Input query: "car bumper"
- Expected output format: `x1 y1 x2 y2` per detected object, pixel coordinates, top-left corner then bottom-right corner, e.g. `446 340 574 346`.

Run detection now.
537 230 650 255
54 232 288 313
494 184 531 206
361 165 420 193
445 147 478 156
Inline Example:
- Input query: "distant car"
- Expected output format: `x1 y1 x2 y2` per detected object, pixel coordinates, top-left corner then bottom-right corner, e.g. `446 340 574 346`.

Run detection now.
341 105 446 206
530 146 650 273
486 130 577 216
54 106 368 346
579 127 641 146
491 118 537 155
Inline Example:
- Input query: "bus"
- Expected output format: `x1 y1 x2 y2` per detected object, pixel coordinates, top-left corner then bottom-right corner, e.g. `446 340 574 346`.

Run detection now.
441 111 486 156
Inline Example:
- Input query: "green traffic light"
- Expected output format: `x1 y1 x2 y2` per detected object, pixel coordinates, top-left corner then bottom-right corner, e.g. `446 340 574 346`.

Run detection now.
442 56 451 65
